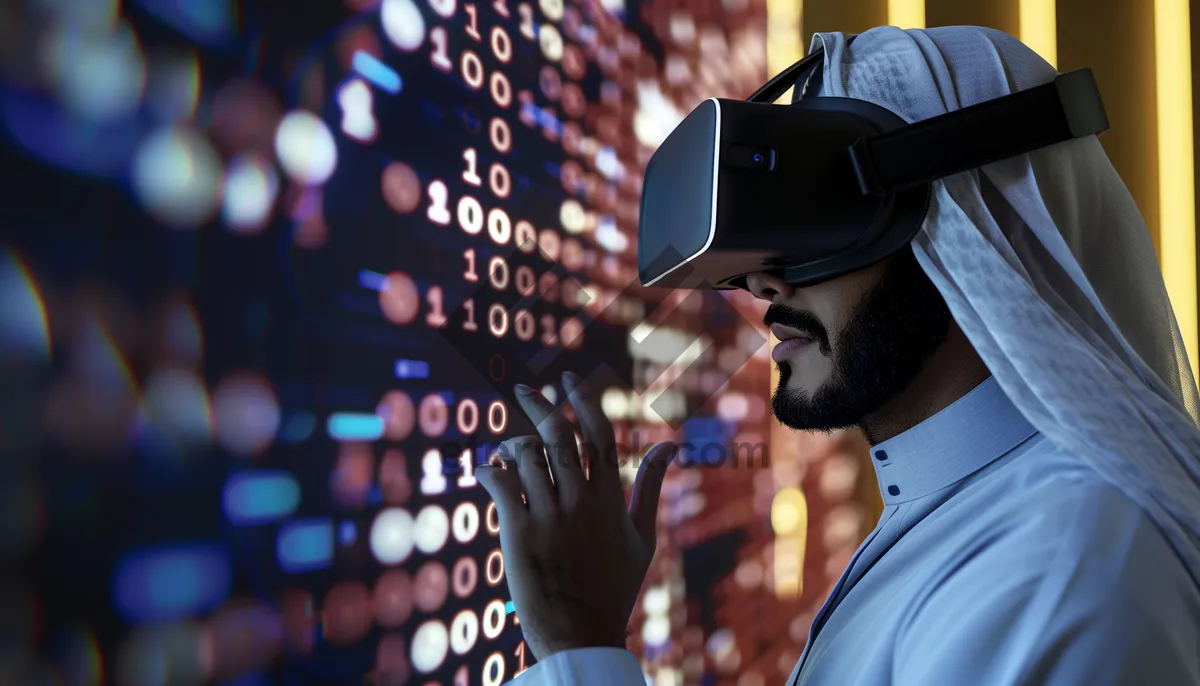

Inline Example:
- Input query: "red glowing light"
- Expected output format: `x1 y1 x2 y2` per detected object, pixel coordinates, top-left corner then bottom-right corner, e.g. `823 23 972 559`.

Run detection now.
379 272 420 325
382 162 422 214
377 390 415 441
323 580 373 645
373 569 414 628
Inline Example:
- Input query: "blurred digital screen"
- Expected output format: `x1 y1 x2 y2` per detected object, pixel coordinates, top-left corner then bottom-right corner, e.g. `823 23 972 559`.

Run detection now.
0 0 873 684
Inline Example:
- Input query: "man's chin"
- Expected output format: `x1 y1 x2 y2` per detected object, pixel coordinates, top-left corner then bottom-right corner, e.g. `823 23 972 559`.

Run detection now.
771 384 864 434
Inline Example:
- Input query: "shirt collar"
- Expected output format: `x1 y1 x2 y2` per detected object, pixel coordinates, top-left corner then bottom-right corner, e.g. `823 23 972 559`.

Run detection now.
869 375 1038 505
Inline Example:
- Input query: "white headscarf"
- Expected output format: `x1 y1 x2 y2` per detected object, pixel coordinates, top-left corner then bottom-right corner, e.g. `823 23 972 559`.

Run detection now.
808 26 1200 583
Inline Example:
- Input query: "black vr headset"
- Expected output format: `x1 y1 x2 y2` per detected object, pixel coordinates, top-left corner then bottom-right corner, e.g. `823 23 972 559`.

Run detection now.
637 35 1110 290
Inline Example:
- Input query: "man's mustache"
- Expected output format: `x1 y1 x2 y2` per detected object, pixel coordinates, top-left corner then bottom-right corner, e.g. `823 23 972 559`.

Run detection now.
763 303 831 355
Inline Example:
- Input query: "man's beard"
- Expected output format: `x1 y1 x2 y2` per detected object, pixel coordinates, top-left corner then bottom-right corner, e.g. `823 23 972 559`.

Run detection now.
769 249 953 433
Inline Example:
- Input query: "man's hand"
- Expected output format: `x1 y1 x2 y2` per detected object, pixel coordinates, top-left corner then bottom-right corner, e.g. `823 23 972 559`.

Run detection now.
474 371 677 661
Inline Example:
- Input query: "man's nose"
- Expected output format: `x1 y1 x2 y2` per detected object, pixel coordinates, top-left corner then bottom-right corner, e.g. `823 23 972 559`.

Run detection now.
744 271 796 303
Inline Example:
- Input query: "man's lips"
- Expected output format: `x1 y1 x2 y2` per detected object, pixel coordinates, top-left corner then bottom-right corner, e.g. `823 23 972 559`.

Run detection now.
769 323 814 343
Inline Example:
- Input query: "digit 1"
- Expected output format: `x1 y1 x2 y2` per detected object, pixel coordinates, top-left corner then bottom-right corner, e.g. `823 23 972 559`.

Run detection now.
463 298 478 332
458 448 477 487
465 4 482 41
464 248 479 282
463 148 482 186
493 0 510 18
426 286 448 327
430 27 453 72
514 641 528 676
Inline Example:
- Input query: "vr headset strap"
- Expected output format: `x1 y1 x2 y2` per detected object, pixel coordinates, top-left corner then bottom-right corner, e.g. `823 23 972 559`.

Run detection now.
849 69 1110 196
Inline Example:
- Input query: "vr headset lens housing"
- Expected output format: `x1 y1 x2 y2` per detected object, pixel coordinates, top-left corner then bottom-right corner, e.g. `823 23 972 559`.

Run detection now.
637 43 1110 290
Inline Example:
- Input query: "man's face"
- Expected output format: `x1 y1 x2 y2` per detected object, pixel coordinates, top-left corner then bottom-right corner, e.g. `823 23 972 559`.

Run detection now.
747 249 954 433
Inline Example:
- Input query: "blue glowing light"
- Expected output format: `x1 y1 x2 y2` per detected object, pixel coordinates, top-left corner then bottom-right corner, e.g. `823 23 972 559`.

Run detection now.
223 471 301 526
276 519 334 573
339 521 357 546
352 51 402 94
113 545 231 623
279 412 316 444
505 601 515 614
357 269 387 291
394 359 430 379
3 92 137 179
326 413 385 441
133 0 236 47
681 417 733 466
536 108 562 136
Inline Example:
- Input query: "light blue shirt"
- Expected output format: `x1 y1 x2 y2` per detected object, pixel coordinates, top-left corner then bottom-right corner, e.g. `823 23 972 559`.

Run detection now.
511 376 1200 684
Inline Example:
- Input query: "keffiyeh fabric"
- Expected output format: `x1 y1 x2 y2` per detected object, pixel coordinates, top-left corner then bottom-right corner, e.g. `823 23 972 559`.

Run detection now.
808 25 1200 583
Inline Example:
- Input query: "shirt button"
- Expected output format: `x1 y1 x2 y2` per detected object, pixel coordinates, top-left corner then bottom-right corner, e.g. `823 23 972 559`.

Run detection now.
888 485 900 496
875 450 888 461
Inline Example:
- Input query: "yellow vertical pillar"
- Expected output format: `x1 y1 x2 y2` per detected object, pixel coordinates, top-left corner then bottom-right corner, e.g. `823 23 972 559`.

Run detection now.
1156 0 1198 380
889 0 925 29
1019 0 1057 66
766 0 807 600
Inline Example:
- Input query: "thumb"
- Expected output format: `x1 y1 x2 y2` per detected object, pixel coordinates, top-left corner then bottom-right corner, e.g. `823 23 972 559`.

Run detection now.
628 442 678 545
476 466 527 530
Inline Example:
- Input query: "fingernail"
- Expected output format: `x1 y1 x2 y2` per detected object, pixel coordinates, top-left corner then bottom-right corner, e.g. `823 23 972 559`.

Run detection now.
562 371 580 387
515 384 536 396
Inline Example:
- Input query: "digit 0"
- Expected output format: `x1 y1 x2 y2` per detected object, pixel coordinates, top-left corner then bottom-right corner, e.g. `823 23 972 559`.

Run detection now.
489 163 511 198
489 117 511 153
488 303 509 337
491 26 512 62
488 207 512 244
482 652 506 686
487 400 507 434
462 50 485 89
490 71 512 108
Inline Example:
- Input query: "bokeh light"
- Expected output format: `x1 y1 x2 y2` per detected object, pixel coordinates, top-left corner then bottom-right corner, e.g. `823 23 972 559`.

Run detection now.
381 161 422 214
222 151 280 233
377 390 416 440
378 272 420 324
373 569 414 627
375 633 411 684
414 505 450 553
413 561 449 612
0 249 52 363
332 441 375 507
202 598 283 681
211 372 280 456
411 620 449 673
145 49 201 121
132 126 224 228
142 367 213 445
274 110 338 185
322 580 373 645
381 0 426 52
379 448 414 504
116 621 207 686
370 507 415 565
42 18 147 122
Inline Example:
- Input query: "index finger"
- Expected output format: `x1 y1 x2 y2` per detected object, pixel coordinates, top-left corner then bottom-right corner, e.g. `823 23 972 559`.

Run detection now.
562 371 623 505
513 384 586 507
